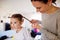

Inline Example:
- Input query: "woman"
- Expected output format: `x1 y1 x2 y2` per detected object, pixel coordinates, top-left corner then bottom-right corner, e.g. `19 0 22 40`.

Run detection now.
31 0 60 40
10 14 33 40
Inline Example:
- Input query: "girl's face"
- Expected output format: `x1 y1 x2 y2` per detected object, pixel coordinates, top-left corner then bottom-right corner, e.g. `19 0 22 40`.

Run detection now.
10 18 22 30
32 1 52 13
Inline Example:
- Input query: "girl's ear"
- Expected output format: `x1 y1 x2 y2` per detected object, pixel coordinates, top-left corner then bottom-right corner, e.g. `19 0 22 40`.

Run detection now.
22 19 24 22
21 19 24 25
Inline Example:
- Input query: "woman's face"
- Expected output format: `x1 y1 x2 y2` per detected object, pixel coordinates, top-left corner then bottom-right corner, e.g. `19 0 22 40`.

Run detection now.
10 18 22 30
32 1 51 13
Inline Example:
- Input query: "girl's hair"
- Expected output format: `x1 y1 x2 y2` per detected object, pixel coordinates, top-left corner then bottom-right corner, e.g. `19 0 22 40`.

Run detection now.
11 14 23 21
31 0 56 4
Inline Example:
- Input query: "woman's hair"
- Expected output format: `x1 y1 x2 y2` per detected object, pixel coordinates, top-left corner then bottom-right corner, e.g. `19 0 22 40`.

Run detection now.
11 14 23 21
31 0 56 4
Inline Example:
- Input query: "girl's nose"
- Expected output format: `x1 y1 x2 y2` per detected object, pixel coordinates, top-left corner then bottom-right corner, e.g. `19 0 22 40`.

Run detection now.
36 9 40 12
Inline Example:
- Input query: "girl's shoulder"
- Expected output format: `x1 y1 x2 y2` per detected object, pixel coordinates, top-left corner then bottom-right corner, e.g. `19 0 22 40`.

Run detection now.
22 27 29 32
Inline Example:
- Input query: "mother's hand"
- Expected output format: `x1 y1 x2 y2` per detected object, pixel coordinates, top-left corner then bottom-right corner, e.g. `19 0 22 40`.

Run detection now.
30 20 41 29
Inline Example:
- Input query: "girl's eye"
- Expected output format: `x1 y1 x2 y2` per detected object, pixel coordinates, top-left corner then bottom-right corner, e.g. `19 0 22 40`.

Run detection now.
37 7 41 9
14 22 16 24
10 22 12 24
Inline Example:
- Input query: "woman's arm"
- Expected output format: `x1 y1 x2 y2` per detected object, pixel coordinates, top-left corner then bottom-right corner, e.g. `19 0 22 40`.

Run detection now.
30 19 60 40
40 14 60 40
40 28 60 40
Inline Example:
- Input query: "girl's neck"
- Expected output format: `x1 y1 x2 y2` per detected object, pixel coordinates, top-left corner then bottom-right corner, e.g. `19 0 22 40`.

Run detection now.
16 26 23 33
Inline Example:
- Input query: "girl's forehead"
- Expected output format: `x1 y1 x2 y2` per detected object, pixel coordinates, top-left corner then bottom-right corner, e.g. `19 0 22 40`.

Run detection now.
10 18 22 22
10 18 19 21
11 18 17 19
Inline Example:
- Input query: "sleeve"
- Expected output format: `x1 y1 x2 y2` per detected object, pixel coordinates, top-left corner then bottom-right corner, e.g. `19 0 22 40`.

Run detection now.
57 14 60 40
23 28 33 40
40 14 60 40
40 28 60 40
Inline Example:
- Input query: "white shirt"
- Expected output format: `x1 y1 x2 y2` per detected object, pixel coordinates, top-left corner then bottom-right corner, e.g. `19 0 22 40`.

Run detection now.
13 27 33 40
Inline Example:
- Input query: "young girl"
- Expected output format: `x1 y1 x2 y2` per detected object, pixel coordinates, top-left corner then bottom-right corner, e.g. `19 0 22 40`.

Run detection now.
10 14 33 40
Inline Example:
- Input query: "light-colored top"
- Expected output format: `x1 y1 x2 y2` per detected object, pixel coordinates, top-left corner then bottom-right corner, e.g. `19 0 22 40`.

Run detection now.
13 27 33 40
40 8 60 40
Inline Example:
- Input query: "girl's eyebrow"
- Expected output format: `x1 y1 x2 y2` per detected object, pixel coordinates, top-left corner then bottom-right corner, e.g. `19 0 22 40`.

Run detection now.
36 7 41 9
